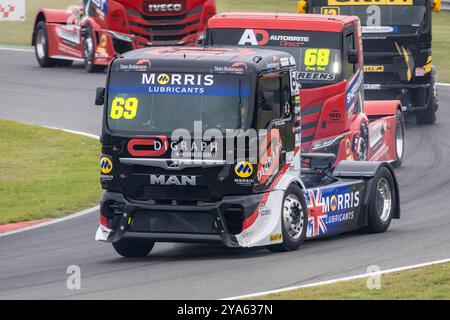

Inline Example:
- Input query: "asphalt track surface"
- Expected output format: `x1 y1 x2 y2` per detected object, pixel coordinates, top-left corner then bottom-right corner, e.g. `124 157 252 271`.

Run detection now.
0 50 449 299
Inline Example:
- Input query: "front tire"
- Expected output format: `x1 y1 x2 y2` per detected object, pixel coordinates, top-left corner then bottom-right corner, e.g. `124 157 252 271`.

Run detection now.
113 239 155 258
354 123 368 161
268 184 307 252
367 166 397 233
416 76 438 125
34 21 73 68
392 109 405 168
83 26 106 73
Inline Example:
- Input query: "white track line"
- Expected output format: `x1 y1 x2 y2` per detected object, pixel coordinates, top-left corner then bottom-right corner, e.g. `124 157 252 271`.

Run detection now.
0 47 33 52
43 126 99 140
437 83 450 87
0 205 100 238
223 257 450 300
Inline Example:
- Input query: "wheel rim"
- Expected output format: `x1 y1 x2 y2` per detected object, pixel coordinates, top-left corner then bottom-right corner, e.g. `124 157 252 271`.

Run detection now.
36 29 46 59
395 118 404 160
376 178 392 222
282 194 304 239
84 34 93 66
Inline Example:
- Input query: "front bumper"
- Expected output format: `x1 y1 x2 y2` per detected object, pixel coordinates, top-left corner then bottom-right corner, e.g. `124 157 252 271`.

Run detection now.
364 83 431 112
95 191 264 248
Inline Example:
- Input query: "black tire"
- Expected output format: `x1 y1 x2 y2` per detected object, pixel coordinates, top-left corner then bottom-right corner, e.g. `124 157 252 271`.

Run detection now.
416 79 437 125
366 166 397 233
392 109 405 169
34 21 55 67
268 184 307 252
112 238 155 258
83 26 106 73
34 21 74 68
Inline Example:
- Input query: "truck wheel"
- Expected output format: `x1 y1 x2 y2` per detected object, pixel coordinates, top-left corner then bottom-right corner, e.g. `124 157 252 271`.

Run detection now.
268 184 307 252
392 109 404 168
34 21 73 68
367 166 397 233
355 124 368 161
112 239 155 258
83 26 106 73
416 81 437 125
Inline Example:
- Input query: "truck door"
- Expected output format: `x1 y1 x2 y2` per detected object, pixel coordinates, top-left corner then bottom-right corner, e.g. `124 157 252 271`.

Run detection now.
343 25 364 117
254 72 294 188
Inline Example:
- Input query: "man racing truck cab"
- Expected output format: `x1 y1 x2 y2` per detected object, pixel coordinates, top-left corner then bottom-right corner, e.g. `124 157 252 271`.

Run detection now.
94 47 400 257
298 0 441 124
32 0 217 72
206 13 404 167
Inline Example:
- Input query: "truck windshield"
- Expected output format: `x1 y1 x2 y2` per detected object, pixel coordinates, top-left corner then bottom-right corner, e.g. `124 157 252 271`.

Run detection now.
312 5 427 28
209 29 342 87
107 71 251 134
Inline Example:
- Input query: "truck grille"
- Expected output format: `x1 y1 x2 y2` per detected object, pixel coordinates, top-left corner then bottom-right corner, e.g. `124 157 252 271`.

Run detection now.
126 5 203 45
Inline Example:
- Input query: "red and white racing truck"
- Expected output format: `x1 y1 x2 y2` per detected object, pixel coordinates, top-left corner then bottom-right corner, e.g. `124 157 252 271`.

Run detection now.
32 0 216 72
206 13 405 167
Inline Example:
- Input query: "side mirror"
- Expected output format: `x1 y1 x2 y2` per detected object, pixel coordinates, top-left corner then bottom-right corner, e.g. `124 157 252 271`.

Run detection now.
95 87 105 106
298 0 308 14
432 0 441 12
348 49 359 65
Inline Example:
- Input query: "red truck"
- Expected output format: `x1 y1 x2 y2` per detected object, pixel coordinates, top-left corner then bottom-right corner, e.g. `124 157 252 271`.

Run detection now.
32 0 216 72
206 13 405 167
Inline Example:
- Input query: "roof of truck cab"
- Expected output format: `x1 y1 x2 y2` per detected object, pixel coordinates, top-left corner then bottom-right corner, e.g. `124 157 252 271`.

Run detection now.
113 46 296 73
208 13 357 32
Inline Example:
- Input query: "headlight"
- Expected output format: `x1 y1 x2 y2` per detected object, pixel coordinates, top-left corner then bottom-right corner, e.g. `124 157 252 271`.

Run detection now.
107 31 133 43
312 135 345 151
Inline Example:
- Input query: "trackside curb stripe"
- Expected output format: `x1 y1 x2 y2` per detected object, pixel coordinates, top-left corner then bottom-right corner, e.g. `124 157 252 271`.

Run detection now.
0 206 100 238
222 257 450 300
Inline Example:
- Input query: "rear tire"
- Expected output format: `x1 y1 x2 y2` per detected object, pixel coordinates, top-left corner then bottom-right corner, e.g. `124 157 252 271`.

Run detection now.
416 78 437 125
113 239 155 258
268 184 307 252
392 109 404 168
366 166 397 233
83 26 106 73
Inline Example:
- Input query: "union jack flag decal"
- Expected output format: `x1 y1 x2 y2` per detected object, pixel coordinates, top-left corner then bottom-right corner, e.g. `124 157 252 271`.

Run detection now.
306 189 328 237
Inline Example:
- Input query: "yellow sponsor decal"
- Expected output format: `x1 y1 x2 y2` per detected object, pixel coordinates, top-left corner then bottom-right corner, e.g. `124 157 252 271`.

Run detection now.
100 34 108 47
327 0 413 5
270 233 282 242
321 6 340 14
395 42 412 81
364 65 385 72
110 97 139 120
100 157 113 174
157 73 170 85
424 56 432 75
235 161 254 178
330 195 338 211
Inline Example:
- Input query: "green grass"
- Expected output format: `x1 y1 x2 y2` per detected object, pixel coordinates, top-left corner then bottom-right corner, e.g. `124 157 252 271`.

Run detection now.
0 119 101 224
255 262 450 300
432 12 450 83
